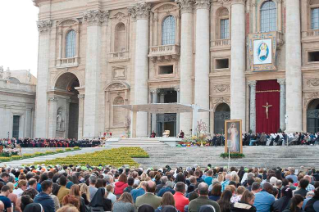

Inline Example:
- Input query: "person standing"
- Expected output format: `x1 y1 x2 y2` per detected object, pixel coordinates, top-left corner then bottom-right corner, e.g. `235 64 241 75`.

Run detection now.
174 182 189 212
34 180 55 212
0 186 12 212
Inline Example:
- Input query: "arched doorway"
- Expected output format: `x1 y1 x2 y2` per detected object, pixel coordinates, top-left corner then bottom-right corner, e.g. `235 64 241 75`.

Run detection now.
214 103 230 134
54 72 80 139
307 99 319 133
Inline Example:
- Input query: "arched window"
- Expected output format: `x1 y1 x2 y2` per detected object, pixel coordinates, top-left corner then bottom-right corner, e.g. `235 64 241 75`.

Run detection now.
218 8 230 39
162 16 176 45
65 30 76 58
312 8 319 29
260 1 277 32
114 23 126 52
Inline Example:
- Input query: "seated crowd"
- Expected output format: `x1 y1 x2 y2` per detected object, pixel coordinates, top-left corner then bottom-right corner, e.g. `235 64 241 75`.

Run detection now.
208 132 319 146
0 165 318 212
0 139 101 148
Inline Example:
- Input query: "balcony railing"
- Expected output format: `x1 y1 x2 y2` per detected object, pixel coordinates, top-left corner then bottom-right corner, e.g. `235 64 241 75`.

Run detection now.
56 57 79 68
211 39 231 51
306 29 319 37
149 45 180 61
0 80 36 93
109 51 129 62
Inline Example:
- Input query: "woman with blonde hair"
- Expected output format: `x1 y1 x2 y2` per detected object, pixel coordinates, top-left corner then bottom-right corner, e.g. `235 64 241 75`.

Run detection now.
113 192 135 212
231 171 240 184
70 185 85 212
13 180 27 198
79 184 90 205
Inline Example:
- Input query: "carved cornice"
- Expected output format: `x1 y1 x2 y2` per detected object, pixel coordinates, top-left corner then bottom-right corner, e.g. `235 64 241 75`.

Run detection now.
83 10 109 25
37 20 52 33
231 0 246 5
129 3 151 20
195 0 211 9
176 0 195 13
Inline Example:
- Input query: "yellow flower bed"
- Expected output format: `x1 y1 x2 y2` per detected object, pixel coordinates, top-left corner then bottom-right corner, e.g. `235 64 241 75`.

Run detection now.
36 147 149 167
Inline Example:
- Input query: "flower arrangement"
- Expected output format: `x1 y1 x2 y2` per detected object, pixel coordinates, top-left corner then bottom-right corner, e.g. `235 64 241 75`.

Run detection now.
177 120 210 147
35 147 149 167
220 153 245 159
2 148 19 157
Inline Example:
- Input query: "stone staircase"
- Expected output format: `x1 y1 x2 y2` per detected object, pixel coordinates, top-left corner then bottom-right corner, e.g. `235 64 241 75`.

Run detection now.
106 138 167 148
133 146 319 169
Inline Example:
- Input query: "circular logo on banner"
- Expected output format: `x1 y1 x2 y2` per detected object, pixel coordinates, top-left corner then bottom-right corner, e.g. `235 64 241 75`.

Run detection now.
257 42 270 62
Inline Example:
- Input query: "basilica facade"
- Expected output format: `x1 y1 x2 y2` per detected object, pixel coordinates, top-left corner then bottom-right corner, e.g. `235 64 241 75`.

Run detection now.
33 0 319 139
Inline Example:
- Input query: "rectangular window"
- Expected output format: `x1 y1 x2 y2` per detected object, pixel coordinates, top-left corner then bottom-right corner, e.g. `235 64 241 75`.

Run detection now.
308 51 319 62
220 19 229 39
159 65 174 75
312 8 319 30
215 58 229 69
12 115 20 138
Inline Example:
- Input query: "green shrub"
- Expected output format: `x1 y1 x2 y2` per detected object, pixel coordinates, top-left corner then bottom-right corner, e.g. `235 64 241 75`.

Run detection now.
220 153 245 159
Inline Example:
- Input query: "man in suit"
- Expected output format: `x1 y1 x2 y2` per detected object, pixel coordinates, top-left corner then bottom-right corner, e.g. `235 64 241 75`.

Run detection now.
135 180 162 210
188 182 221 212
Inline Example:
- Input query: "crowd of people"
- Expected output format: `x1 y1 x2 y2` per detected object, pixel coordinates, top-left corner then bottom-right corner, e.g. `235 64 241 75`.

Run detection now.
0 139 101 148
208 132 319 146
0 164 318 212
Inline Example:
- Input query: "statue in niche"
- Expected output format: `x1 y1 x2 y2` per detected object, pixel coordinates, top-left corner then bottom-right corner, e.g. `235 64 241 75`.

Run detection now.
56 109 65 131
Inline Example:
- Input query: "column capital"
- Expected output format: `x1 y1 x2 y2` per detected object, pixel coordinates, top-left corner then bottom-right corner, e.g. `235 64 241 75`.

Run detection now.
129 3 151 20
231 0 246 5
277 79 286 85
83 10 109 26
176 0 195 14
37 20 52 33
195 0 211 10
248 81 257 87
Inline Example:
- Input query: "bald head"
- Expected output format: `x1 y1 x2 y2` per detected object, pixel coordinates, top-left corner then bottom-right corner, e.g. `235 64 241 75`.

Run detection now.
198 182 209 196
146 180 156 193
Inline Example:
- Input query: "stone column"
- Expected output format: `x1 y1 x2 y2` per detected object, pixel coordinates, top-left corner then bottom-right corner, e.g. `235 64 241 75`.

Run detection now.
230 0 246 128
248 81 257 133
195 0 210 127
277 79 286 131
286 0 302 132
131 3 151 137
35 20 52 138
78 94 85 140
151 89 158 133
48 97 58 138
83 10 109 139
25 108 32 138
175 87 181 133
176 0 195 135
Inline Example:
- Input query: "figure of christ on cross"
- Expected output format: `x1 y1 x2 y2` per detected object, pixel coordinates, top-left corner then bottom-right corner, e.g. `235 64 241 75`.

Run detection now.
263 102 272 119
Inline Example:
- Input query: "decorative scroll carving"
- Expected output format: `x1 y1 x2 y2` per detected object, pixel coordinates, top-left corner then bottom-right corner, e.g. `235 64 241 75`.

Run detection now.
195 0 211 9
37 20 52 32
84 10 109 25
213 84 230 93
176 0 195 13
212 96 230 105
304 92 319 106
307 79 319 87
128 3 151 20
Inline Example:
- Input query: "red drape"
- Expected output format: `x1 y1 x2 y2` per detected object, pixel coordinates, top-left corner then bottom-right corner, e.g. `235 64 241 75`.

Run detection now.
256 80 280 134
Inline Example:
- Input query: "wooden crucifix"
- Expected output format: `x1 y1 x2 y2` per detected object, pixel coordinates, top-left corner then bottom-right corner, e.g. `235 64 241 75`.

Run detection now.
263 102 272 119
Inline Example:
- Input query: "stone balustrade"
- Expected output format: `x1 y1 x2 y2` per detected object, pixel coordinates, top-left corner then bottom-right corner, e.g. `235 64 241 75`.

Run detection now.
109 51 130 62
0 80 36 93
211 39 231 51
56 57 79 68
306 29 319 37
148 44 180 61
